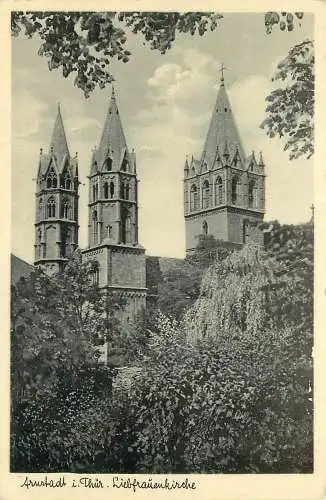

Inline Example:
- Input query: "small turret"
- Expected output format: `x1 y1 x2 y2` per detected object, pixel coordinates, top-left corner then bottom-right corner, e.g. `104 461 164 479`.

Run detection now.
223 141 230 164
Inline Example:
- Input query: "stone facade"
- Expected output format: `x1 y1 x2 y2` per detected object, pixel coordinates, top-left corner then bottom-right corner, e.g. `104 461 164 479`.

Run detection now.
33 74 266 322
34 104 79 275
81 88 147 318
184 75 265 252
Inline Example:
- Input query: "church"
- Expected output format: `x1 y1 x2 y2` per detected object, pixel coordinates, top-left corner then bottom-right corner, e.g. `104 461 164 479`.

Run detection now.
31 71 266 317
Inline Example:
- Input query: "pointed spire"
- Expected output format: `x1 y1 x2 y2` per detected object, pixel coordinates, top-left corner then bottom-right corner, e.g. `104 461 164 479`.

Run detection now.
201 72 245 167
49 102 70 164
94 85 129 171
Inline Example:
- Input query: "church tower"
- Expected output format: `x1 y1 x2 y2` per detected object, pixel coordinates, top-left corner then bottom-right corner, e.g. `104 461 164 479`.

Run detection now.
184 69 265 252
82 87 147 319
34 104 79 275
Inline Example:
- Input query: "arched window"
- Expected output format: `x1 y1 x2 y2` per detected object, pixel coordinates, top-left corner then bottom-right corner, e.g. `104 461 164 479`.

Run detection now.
103 182 109 199
121 210 131 244
110 181 115 198
190 184 198 211
191 167 196 176
61 199 71 219
46 166 57 188
60 166 72 190
215 176 223 205
125 216 131 243
231 177 238 205
92 183 98 202
202 220 208 235
125 183 130 200
202 180 210 209
248 179 257 208
39 198 43 218
47 197 56 218
120 182 125 199
90 261 99 285
37 228 42 258
121 158 128 172
92 210 98 245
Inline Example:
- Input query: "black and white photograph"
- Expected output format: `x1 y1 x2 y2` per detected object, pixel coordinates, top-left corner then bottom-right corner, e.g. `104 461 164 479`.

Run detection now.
5 3 323 493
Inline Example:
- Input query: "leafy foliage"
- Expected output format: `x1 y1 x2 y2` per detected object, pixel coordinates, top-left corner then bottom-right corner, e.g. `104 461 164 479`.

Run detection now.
12 11 313 161
261 39 314 160
11 223 313 472
11 251 122 471
264 12 304 34
156 236 232 321
11 11 222 98
115 293 312 472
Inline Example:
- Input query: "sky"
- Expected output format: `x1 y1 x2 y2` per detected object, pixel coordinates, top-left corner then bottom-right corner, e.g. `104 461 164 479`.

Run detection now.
11 12 314 262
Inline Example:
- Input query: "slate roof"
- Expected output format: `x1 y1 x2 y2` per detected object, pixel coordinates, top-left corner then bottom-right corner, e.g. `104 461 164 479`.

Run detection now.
49 103 70 165
201 81 245 168
37 105 78 179
11 254 34 285
91 87 132 174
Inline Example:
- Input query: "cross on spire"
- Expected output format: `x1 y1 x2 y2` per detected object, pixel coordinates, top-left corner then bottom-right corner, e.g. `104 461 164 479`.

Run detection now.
219 63 227 86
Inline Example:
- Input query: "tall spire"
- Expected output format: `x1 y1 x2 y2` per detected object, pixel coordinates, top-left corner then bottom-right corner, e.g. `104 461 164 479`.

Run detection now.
201 69 245 167
96 85 129 169
49 102 70 164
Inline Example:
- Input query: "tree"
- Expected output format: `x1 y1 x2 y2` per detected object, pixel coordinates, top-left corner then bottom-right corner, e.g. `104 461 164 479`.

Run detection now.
261 39 314 160
114 243 312 473
11 12 222 97
261 12 314 160
10 251 122 471
11 11 313 161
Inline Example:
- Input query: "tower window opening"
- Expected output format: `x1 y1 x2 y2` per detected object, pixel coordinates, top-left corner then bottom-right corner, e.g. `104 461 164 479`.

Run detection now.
120 182 125 199
202 180 210 209
103 182 109 199
104 158 112 171
39 198 43 218
37 228 42 258
90 261 99 285
60 225 70 258
190 184 198 212
60 167 72 190
47 197 56 218
121 158 128 172
121 209 131 244
46 167 57 188
92 210 98 245
125 183 130 200
215 176 223 205
231 177 238 205
202 220 208 236
248 179 257 208
110 181 115 198
61 199 71 219
92 183 98 202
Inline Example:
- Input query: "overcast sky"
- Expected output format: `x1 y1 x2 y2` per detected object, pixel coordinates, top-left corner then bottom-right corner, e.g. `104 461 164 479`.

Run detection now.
12 12 314 262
